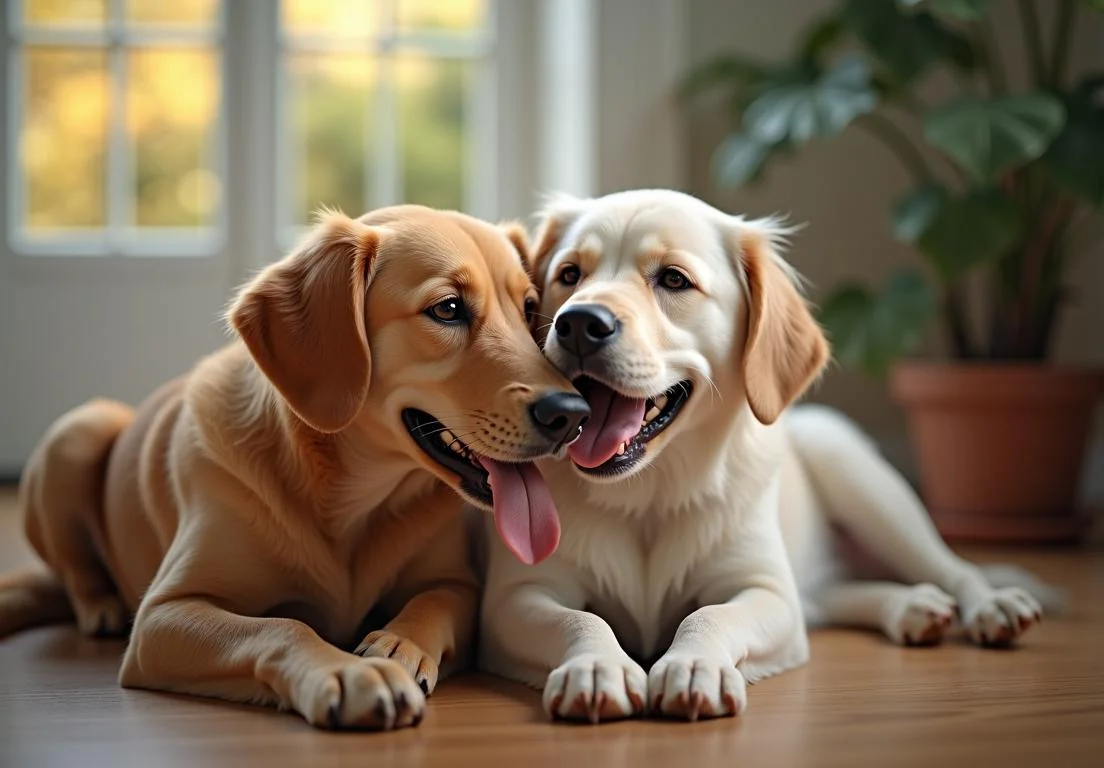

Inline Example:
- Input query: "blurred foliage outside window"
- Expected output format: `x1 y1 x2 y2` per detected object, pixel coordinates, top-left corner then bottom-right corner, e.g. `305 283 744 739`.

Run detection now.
14 0 487 246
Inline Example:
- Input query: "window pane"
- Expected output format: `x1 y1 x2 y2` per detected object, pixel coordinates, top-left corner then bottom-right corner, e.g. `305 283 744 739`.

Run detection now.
282 0 380 38
288 54 374 224
397 56 466 211
396 0 484 32
23 0 105 27
22 47 108 231
128 48 220 227
125 0 218 28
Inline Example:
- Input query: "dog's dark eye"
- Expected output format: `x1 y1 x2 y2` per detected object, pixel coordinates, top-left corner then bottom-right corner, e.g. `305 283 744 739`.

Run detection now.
558 264 581 286
524 297 538 324
658 268 692 291
427 297 466 324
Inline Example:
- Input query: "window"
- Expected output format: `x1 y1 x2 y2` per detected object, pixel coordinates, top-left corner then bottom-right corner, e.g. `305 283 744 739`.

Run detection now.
279 0 491 241
6 0 493 258
9 0 223 255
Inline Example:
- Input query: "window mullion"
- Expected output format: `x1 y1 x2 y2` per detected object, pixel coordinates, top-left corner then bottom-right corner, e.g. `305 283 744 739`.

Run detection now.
372 0 399 209
106 0 129 249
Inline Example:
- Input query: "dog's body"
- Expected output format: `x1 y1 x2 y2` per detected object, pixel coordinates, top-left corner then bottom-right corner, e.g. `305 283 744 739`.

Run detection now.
1 206 588 730
480 190 1054 723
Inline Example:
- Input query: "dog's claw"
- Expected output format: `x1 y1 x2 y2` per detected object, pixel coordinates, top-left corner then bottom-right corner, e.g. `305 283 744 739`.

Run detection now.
418 678 430 696
687 691 703 722
588 692 606 724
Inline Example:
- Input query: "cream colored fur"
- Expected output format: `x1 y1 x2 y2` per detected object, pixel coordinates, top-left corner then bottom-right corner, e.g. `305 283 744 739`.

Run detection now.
479 189 1056 724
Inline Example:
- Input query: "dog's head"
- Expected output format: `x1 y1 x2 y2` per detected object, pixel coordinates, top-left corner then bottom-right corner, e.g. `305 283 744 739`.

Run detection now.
229 206 588 563
528 190 828 481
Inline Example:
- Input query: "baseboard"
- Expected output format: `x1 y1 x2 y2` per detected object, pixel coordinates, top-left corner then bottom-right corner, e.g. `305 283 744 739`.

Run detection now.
0 467 21 485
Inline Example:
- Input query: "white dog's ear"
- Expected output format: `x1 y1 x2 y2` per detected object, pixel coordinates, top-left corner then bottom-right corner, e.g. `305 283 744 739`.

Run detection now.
229 212 378 433
736 228 829 425
530 193 587 286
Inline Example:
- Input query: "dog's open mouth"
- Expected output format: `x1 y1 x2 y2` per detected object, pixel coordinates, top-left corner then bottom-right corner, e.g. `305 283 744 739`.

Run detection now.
569 377 693 476
401 408 560 565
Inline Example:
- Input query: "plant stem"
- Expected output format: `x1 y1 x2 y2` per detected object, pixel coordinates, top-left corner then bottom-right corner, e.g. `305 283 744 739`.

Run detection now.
1049 0 1076 88
944 284 976 359
854 113 932 184
1016 0 1047 88
1015 195 1075 356
972 19 1007 96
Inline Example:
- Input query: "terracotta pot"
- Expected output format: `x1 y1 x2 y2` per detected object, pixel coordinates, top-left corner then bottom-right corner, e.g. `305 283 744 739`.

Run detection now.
890 362 1103 544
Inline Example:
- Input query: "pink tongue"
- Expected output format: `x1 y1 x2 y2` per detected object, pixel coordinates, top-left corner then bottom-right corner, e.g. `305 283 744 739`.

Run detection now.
568 382 646 469
483 459 561 565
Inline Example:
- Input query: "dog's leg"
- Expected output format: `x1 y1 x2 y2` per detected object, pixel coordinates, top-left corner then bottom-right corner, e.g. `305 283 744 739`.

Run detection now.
355 514 479 696
19 399 133 637
649 517 807 722
121 596 426 730
813 581 956 646
118 509 426 731
481 578 647 724
789 406 1044 647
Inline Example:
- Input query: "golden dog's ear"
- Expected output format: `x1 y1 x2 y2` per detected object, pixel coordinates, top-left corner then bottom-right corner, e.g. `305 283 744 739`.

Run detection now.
530 193 586 286
229 212 379 433
738 229 829 425
499 220 533 277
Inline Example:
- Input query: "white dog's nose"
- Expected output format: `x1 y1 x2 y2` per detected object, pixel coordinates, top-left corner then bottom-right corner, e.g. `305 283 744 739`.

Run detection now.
554 304 620 360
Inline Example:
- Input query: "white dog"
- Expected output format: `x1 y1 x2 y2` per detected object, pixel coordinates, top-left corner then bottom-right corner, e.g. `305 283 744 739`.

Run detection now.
478 189 1058 724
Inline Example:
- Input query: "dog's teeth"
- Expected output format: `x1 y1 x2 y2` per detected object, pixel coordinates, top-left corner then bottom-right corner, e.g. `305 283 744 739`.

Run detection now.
655 394 668 410
645 406 661 421
616 442 626 455
440 430 454 445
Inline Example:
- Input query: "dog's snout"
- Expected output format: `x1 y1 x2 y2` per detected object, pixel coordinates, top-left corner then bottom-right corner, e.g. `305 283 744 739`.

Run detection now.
553 304 620 359
529 391 590 444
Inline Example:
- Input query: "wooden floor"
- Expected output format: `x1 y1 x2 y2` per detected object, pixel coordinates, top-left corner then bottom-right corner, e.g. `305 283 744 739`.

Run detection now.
1 488 1102 768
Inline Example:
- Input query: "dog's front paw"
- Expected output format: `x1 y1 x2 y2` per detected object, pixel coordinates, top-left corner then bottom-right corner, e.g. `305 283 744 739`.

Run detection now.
963 588 1042 647
647 653 746 721
885 583 956 646
543 653 647 723
300 656 426 731
355 630 438 696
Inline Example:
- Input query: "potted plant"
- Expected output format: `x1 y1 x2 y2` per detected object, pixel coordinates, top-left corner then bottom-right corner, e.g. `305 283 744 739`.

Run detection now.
685 0 1103 543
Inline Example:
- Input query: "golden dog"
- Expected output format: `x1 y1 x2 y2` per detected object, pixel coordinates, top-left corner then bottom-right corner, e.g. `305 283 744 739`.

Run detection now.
0 205 587 730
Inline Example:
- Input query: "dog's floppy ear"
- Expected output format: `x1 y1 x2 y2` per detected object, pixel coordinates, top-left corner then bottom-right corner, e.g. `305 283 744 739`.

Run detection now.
229 212 379 433
736 227 829 425
530 193 586 286
499 220 533 277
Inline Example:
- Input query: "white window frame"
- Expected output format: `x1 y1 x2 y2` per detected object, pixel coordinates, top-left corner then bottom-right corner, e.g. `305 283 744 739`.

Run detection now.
4 0 227 258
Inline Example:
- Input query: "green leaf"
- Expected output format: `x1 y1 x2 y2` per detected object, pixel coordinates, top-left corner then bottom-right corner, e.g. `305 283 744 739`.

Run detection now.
1043 78 1104 206
711 134 770 188
743 55 876 144
1083 0 1104 11
898 0 992 20
800 13 848 65
845 0 976 83
917 189 1023 279
819 271 936 376
924 94 1066 182
892 183 948 242
680 54 770 101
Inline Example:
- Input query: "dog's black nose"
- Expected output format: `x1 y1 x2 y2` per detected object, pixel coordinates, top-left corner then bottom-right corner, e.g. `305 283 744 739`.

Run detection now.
554 304 620 359
529 391 590 444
